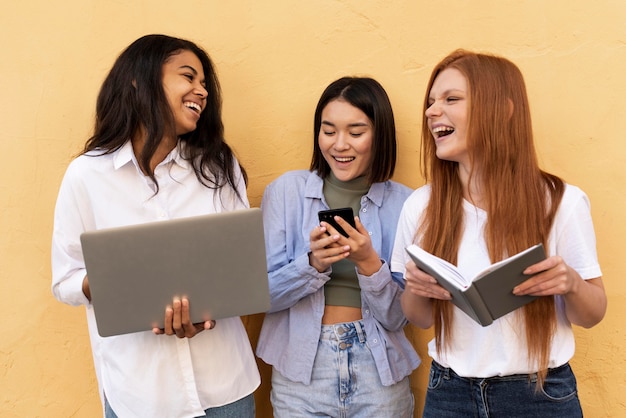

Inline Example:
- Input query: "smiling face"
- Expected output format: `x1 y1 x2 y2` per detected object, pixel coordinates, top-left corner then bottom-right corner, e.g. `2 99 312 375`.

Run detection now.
426 68 470 168
162 50 208 137
318 99 374 182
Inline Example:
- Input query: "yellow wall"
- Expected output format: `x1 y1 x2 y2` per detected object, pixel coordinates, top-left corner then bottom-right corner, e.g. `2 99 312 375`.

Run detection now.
1 1 624 417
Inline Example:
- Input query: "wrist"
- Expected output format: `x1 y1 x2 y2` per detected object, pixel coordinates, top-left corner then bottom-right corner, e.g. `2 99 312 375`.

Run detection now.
356 258 383 276
82 276 91 301
308 252 327 273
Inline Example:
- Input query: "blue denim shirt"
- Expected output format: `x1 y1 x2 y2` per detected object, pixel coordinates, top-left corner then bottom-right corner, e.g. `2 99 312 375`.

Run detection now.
256 170 420 386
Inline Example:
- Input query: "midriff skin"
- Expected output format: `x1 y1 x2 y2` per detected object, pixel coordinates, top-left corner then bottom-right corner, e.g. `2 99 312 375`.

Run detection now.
316 252 381 325
322 305 362 324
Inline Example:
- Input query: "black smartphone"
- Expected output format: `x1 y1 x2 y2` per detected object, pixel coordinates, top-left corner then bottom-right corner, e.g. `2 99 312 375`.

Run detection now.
318 207 356 237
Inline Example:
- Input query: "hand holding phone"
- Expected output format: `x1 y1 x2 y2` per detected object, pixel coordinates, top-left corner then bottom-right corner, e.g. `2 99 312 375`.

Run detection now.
318 208 356 237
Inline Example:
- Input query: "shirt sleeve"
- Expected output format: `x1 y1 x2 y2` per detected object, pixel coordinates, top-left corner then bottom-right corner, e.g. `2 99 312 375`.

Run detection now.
390 188 425 277
358 261 408 331
552 185 602 280
260 178 330 313
51 163 91 306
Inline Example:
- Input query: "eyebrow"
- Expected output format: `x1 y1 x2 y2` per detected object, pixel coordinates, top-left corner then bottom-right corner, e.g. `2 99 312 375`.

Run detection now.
321 120 370 128
179 65 206 85
179 64 198 75
429 88 466 99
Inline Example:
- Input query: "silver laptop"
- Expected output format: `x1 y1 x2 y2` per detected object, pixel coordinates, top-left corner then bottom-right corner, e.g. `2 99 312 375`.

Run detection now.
80 208 270 337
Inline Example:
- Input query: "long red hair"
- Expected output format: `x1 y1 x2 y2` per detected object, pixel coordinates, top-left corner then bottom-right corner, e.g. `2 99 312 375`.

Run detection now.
418 50 564 386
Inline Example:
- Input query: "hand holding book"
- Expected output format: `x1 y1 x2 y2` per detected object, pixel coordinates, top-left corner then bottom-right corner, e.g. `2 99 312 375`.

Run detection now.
405 243 547 326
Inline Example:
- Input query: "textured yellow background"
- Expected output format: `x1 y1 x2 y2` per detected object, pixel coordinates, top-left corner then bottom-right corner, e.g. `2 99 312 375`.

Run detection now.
1 1 624 416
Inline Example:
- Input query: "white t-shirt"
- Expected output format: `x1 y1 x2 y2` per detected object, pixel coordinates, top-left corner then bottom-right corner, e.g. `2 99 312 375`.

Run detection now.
52 141 260 418
391 183 601 377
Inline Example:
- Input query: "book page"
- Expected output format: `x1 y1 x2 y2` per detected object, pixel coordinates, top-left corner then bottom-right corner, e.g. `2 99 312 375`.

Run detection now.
405 245 470 289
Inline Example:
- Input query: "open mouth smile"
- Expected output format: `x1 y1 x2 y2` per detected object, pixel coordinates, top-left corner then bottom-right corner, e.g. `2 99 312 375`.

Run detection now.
432 126 455 138
184 101 202 115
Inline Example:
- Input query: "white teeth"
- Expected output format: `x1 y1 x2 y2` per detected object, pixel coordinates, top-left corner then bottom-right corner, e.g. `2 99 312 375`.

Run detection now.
335 157 354 162
184 102 202 112
432 126 454 138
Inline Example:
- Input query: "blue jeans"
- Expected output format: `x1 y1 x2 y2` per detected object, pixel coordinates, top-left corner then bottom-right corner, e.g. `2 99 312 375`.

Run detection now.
423 360 583 418
104 393 254 418
270 320 414 418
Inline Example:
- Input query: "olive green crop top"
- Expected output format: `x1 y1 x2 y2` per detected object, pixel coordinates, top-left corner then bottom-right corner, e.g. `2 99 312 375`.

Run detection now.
322 173 369 308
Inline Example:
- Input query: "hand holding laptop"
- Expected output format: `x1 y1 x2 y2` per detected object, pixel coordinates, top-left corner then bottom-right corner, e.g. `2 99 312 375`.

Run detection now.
152 296 217 338
81 209 270 337
83 276 215 338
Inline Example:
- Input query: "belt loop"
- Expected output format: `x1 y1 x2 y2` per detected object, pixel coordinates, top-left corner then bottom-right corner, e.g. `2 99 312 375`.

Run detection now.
354 321 366 343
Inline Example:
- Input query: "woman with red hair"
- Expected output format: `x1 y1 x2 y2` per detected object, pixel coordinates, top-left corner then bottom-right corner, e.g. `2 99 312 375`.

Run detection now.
393 50 606 417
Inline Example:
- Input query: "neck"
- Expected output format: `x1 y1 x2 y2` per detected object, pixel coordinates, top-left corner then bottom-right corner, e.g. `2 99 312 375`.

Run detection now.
131 131 177 173
458 163 485 209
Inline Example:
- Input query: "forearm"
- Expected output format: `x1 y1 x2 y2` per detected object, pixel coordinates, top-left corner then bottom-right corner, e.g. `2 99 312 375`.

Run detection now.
401 290 434 329
564 277 606 328
82 276 91 301
267 253 329 313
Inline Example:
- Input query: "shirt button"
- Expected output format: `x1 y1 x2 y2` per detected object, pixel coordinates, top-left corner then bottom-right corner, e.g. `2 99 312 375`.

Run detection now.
362 208 367 213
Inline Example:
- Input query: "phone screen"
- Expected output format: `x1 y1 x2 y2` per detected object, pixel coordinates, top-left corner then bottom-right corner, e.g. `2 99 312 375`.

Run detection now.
318 207 356 237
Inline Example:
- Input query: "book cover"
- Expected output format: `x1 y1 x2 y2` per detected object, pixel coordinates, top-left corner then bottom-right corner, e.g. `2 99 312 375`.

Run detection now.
405 243 546 326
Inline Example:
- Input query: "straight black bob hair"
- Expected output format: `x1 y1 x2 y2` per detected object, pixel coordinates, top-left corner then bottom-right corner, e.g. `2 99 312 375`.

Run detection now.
310 77 397 184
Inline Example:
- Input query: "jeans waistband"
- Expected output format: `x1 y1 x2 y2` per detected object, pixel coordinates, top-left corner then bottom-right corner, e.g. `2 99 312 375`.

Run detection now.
320 320 366 343
432 360 571 383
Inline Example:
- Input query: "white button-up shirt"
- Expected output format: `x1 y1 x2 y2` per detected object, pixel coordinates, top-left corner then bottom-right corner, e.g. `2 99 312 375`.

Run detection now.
52 141 260 418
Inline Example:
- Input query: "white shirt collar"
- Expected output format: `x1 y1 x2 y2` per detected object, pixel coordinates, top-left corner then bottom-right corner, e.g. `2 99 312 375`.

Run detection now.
112 140 190 172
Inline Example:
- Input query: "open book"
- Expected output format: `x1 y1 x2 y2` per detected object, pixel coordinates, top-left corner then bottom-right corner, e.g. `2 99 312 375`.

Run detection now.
405 243 546 326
